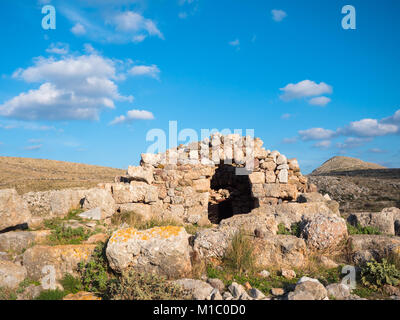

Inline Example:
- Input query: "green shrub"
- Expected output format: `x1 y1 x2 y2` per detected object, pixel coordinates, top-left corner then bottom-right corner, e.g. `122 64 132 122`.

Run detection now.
48 225 94 245
277 223 301 237
61 274 83 294
35 289 67 300
108 270 188 300
347 223 381 235
223 230 255 274
78 243 110 295
361 259 400 290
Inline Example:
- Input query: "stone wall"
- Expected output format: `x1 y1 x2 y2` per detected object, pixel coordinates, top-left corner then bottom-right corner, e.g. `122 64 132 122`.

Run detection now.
98 133 309 225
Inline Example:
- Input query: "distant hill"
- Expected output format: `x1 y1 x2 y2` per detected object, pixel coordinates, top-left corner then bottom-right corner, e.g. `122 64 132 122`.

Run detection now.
0 157 125 194
311 156 386 175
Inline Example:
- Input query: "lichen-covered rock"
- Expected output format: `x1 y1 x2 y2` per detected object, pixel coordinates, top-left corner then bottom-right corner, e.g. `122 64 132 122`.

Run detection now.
254 235 307 269
0 230 51 253
63 291 101 300
192 227 234 259
348 235 400 265
127 166 154 184
174 279 214 300
0 189 31 231
81 188 116 219
106 226 192 279
326 283 351 300
287 277 328 300
300 214 348 251
0 261 27 289
22 245 96 281
348 211 395 235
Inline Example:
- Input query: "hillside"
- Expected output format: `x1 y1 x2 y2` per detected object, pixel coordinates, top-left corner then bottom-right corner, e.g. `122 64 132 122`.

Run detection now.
0 156 125 194
311 156 386 175
309 156 399 213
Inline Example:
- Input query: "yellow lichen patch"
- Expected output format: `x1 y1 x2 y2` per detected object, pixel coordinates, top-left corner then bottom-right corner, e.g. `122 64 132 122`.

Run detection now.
63 292 101 301
109 226 184 244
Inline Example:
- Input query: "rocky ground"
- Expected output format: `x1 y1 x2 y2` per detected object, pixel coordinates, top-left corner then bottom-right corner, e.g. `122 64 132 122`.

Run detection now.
1 136 400 301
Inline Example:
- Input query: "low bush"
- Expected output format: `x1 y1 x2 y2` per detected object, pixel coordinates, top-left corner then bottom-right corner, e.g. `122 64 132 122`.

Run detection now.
347 223 381 235
108 270 188 300
47 225 94 245
361 259 400 290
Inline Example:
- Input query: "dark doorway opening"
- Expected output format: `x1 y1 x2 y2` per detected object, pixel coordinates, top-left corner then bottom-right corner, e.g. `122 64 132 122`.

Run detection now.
208 164 259 224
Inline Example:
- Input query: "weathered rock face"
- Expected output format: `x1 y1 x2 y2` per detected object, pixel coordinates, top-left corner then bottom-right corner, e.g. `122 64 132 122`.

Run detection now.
348 235 400 265
0 230 51 254
0 189 31 231
0 261 27 289
254 235 307 269
174 279 214 300
287 277 328 300
326 283 351 300
300 214 348 251
348 211 395 235
106 226 192 279
81 188 116 219
22 245 96 281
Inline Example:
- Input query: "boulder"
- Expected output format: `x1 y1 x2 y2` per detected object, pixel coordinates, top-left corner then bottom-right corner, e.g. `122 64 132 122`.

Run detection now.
22 245 96 281
127 166 154 184
326 283 351 300
254 235 307 269
81 188 116 219
348 235 400 265
192 228 236 259
106 226 192 279
23 189 86 217
207 278 225 293
297 192 326 203
78 207 102 220
273 202 339 229
0 261 27 289
287 277 327 300
174 279 214 300
0 230 51 254
300 214 348 251
348 211 395 235
0 189 31 231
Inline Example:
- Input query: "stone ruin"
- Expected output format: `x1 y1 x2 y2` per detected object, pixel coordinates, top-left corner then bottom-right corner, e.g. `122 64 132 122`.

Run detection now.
101 133 310 225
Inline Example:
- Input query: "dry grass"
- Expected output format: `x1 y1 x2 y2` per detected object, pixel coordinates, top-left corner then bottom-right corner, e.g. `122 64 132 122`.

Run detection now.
0 156 124 194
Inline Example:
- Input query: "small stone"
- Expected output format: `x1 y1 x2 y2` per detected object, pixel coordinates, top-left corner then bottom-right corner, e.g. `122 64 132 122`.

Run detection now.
249 288 266 299
281 268 296 280
244 282 252 290
271 288 285 296
259 270 270 278
207 278 225 293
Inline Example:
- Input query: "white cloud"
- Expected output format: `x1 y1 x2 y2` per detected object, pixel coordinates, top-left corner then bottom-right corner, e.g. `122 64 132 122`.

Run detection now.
0 52 133 121
339 118 398 137
110 109 154 125
313 140 331 149
271 9 287 22
24 144 42 151
229 39 240 47
71 23 86 35
281 113 292 120
308 96 331 107
107 11 164 40
336 137 372 150
381 108 400 125
280 80 333 101
46 43 70 55
282 137 297 144
369 148 387 154
129 65 160 79
299 128 336 141
132 34 147 43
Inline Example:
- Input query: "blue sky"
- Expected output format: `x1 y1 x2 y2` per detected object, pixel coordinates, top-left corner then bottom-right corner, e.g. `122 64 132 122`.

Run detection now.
0 0 399 173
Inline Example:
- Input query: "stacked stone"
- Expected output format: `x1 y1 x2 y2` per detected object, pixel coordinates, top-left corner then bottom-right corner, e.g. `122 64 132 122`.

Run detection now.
104 133 309 225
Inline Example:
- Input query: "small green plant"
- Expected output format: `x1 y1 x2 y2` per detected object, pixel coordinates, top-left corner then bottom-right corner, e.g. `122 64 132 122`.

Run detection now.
347 223 381 235
61 274 83 294
223 230 255 274
16 278 41 295
66 208 84 220
108 270 188 300
361 259 400 290
78 243 111 296
47 225 94 245
35 289 67 300
277 223 301 237
0 287 17 300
